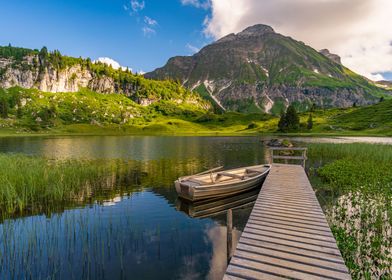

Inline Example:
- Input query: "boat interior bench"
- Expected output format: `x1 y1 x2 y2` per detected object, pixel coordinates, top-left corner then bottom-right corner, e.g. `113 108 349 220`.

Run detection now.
217 172 244 180
245 168 264 174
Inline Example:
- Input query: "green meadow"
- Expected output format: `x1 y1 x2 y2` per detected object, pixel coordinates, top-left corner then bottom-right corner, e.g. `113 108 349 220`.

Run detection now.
0 86 391 137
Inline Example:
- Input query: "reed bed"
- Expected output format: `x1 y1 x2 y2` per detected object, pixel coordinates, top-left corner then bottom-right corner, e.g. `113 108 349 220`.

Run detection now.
308 143 392 163
0 154 119 216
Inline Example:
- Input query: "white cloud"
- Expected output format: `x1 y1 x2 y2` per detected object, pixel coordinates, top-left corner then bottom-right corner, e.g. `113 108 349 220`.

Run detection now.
93 57 130 72
368 73 385 81
142 26 156 37
129 0 145 13
186 43 200 54
181 0 211 9
144 16 158 26
198 0 392 81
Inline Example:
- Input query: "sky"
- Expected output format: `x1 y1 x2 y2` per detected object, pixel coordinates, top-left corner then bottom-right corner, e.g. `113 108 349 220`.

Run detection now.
1 0 392 80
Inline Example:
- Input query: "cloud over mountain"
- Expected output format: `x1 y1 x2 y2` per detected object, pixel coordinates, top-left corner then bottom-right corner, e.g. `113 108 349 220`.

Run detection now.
201 0 392 80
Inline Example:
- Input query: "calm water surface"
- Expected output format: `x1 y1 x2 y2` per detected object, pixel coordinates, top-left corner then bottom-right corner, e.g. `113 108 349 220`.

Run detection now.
0 136 390 279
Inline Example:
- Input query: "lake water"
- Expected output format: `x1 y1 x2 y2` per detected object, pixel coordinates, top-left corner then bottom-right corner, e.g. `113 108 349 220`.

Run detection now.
0 136 390 279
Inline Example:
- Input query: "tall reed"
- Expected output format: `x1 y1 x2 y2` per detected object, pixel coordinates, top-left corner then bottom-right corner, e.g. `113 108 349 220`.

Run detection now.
0 154 116 216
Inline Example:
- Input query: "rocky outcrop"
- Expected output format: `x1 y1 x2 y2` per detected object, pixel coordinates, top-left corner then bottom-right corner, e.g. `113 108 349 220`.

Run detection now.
147 24 389 113
0 56 122 94
0 52 210 111
319 49 342 64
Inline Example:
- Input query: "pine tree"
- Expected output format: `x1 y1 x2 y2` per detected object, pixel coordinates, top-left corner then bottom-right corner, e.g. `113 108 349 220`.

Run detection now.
0 97 8 118
278 109 287 132
310 103 317 112
307 114 313 130
285 105 300 131
39 46 48 61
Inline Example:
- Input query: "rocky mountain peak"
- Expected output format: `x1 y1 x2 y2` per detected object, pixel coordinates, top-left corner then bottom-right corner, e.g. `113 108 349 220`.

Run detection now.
214 24 275 44
237 24 275 37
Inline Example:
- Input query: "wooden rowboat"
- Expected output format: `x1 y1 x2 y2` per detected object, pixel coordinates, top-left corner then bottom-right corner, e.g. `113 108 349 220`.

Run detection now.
175 164 270 201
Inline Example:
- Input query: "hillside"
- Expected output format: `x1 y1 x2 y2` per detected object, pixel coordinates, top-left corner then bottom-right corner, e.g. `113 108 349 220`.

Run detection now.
0 85 390 136
0 86 211 133
146 24 390 113
0 45 210 110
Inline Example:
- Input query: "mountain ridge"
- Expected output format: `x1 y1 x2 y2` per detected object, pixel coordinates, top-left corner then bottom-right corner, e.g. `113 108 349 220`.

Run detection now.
146 24 390 113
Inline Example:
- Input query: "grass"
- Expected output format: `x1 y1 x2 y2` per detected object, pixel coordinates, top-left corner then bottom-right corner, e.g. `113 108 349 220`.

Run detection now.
307 143 392 279
0 154 129 217
0 86 392 137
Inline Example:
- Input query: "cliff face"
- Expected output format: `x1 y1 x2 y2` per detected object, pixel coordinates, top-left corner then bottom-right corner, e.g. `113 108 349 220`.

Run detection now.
0 56 137 95
146 24 389 113
0 49 210 110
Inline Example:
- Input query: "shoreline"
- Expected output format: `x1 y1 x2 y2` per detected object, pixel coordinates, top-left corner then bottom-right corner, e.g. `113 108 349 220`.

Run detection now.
0 125 391 138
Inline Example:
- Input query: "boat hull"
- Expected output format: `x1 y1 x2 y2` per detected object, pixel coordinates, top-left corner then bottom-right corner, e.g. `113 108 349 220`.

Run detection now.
175 164 270 201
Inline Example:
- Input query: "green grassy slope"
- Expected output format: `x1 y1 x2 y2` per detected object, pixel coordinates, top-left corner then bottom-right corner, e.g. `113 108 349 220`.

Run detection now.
0 87 391 136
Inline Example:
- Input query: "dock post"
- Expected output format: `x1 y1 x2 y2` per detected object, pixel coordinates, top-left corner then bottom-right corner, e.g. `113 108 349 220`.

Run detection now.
227 209 233 264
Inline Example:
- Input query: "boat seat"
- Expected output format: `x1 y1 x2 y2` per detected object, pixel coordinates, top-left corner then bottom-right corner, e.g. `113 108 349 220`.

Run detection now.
186 178 208 185
217 172 245 180
246 168 263 174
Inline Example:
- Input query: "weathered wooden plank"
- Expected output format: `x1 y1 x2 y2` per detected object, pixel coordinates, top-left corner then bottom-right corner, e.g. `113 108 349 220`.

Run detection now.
272 155 306 160
246 220 334 237
252 206 326 219
244 227 338 248
241 232 342 256
269 147 308 151
254 201 324 213
239 237 344 263
245 223 336 242
236 243 349 273
225 264 285 280
224 164 351 280
248 216 333 233
250 212 330 227
234 250 351 279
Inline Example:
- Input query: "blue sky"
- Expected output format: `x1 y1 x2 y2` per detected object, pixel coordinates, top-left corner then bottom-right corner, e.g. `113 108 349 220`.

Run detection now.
0 0 211 72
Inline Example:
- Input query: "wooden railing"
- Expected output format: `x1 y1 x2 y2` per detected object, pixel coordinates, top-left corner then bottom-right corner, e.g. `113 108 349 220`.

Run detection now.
269 147 307 168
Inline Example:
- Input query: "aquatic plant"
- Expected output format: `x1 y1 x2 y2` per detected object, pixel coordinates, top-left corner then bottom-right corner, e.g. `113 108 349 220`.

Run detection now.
0 154 128 217
308 143 392 279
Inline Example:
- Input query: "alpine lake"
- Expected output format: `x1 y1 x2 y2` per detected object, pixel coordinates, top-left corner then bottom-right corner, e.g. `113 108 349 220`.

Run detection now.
0 136 391 279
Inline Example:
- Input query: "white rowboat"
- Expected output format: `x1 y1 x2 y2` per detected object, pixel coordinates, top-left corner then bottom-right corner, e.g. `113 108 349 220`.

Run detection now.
175 164 271 201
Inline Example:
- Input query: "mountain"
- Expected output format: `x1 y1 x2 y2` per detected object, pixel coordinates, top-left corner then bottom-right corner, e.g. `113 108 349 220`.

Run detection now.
375 80 392 90
146 24 390 113
0 45 209 110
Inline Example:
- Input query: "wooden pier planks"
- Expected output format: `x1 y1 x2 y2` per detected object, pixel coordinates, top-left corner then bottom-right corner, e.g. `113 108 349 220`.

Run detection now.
224 164 351 280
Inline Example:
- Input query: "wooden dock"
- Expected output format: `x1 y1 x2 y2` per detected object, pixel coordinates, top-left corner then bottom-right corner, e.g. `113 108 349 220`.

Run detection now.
224 164 351 280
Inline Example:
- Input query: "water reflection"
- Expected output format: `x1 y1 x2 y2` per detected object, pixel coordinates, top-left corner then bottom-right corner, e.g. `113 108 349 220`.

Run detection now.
0 136 267 161
0 137 267 279
1 135 391 279
176 189 258 219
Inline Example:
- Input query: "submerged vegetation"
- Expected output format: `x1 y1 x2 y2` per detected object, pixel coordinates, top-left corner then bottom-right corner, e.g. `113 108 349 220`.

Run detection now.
308 143 392 279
